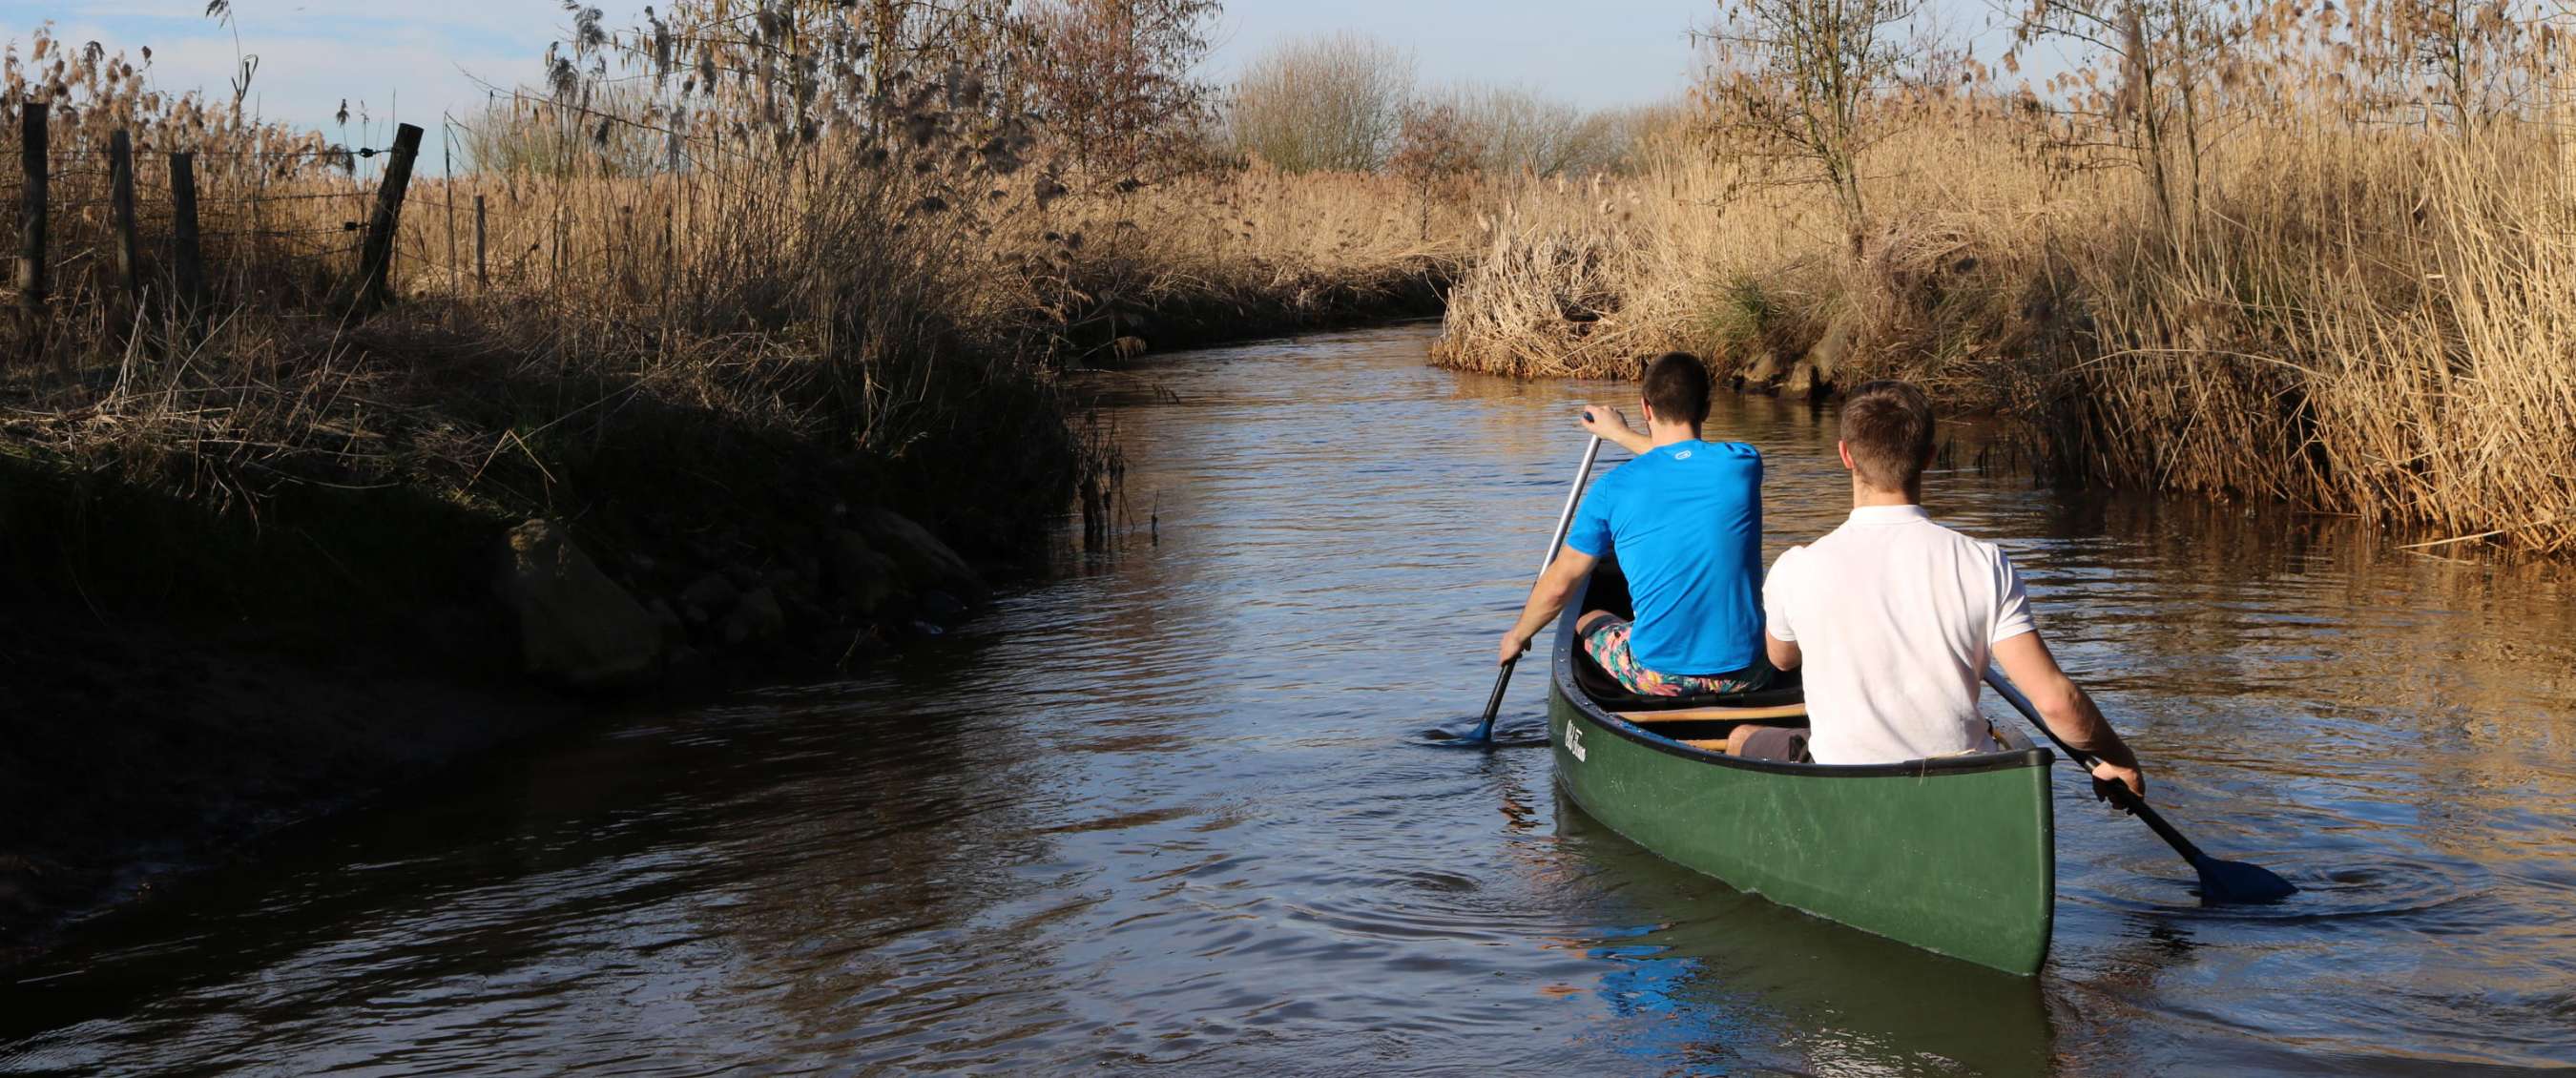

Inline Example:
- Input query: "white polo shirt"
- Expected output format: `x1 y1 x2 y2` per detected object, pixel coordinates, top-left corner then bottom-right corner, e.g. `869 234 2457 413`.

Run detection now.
1761 505 2036 764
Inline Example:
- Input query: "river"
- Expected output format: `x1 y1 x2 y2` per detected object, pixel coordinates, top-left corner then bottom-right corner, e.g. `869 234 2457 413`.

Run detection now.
5 324 2573 1075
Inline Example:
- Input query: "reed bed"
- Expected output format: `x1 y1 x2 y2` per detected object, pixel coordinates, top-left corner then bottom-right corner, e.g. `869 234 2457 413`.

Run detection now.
0 18 1465 560
1434 107 2576 554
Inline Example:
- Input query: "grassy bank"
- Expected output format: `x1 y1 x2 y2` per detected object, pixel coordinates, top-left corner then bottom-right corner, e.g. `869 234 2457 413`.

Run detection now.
1434 87 2575 555
0 17 1466 961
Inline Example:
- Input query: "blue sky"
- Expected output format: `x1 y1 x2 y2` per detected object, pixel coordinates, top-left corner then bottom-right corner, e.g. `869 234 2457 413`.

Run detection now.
1 1 536 161
0 1 2017 157
1217 0 1713 106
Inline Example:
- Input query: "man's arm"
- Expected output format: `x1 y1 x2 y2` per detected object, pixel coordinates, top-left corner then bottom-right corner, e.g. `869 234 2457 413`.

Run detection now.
1991 632 2145 798
1499 546 1600 666
1762 548 1801 671
1580 406 1653 456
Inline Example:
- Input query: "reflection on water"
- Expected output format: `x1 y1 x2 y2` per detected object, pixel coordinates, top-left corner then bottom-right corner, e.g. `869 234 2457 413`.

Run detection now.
5 323 2574 1074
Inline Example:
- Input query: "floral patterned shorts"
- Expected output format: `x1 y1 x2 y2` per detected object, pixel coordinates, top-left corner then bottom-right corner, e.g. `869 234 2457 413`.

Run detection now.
1582 615 1769 697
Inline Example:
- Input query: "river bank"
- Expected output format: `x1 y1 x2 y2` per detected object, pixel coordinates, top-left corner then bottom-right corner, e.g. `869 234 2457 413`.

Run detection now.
9 324 2569 1072
0 321 1028 964
0 281 1451 970
1431 120 2576 556
0 18 1477 965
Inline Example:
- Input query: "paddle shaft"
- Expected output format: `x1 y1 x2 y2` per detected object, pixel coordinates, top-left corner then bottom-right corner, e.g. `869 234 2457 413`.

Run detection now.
1472 436 1604 739
1537 436 1605 577
1983 669 2207 862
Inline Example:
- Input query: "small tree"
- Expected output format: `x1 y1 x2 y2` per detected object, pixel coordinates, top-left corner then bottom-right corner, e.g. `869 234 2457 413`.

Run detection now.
1427 83 1630 176
2005 0 2275 237
461 91 670 177
1693 0 1923 252
1022 0 1221 180
1389 102 1484 238
1226 31 1416 172
2341 0 2545 130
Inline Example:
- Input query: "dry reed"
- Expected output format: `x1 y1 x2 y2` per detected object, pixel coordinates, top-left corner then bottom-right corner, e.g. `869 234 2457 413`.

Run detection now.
0 18 1466 547
1435 98 2576 553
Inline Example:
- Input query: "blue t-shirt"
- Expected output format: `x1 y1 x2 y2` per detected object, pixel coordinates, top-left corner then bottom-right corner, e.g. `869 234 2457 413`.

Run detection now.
1565 439 1764 674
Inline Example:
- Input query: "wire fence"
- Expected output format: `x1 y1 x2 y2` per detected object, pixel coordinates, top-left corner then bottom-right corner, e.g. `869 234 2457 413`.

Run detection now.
3 108 437 334
4 106 766 331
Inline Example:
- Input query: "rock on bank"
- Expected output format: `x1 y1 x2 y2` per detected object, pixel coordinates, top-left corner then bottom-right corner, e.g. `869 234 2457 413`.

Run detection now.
1 487 1002 968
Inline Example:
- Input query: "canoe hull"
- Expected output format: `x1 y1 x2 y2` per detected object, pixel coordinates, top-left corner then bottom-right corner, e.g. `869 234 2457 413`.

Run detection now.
1548 663 2057 976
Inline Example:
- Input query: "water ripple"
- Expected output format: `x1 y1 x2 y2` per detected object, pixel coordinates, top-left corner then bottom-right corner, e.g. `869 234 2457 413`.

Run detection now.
6 324 2575 1075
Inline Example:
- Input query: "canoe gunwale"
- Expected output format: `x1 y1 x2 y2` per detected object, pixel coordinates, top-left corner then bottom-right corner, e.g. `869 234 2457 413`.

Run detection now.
1548 582 2055 779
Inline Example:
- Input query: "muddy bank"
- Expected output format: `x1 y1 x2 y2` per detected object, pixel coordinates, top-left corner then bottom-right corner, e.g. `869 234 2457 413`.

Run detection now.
0 294 1454 969
0 452 1012 967
1050 258 1451 363
0 614 566 968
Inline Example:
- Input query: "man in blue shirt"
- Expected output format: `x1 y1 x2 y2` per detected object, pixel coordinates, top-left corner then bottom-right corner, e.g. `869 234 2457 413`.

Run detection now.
1499 352 1772 697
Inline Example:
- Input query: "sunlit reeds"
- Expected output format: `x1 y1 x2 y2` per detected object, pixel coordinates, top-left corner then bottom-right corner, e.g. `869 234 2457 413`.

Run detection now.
1434 16 2576 552
0 10 1468 530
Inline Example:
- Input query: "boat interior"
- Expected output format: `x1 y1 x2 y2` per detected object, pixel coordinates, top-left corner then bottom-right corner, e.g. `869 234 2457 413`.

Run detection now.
1563 559 1812 751
1562 559 2036 758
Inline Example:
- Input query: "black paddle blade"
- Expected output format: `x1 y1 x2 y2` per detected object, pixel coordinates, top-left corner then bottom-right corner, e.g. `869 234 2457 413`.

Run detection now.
2192 853 2299 904
1420 658 1519 746
1417 717 1550 748
1421 718 1494 745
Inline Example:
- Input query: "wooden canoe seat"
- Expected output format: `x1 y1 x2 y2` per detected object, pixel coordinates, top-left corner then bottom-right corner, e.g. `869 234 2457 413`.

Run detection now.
1683 721 2027 757
1615 703 1809 723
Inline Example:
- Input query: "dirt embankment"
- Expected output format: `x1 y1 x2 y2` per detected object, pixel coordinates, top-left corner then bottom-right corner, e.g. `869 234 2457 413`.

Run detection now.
0 292 1453 970
0 432 1014 966
0 615 563 967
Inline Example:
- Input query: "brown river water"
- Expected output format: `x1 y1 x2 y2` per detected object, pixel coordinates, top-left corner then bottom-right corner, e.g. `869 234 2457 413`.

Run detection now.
5 323 2574 1075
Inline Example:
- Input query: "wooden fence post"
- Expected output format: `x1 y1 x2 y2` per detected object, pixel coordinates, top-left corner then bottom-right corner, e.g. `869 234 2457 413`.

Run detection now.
17 101 48 347
348 122 424 311
474 194 488 291
170 151 206 329
106 129 142 356
444 133 458 301
107 130 141 310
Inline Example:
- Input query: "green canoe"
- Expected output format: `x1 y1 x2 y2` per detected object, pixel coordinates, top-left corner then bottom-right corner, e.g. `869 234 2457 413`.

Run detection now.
1547 564 2059 976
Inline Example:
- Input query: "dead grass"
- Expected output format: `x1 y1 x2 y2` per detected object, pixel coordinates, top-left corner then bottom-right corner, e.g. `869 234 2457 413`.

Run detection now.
1433 112 2576 554
0 26 1472 565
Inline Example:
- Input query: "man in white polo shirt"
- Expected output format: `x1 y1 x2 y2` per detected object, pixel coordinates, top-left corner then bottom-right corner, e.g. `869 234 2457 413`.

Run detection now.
1759 381 2144 799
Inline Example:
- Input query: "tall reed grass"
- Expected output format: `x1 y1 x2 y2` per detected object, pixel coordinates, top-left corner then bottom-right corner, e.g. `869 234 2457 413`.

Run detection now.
0 18 1465 554
1435 99 2576 553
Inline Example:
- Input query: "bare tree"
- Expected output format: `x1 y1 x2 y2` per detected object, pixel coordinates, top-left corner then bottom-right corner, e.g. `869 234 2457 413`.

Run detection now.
1021 0 1221 180
2341 0 2548 129
1574 102 1694 175
1226 31 1416 172
1424 83 1631 176
2005 0 2257 237
462 87 671 177
619 0 1037 153
1693 0 1924 250
1390 101 1484 238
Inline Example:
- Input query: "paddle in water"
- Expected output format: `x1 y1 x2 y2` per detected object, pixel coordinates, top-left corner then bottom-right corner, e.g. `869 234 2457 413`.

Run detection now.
1440 434 1603 745
1984 669 2298 904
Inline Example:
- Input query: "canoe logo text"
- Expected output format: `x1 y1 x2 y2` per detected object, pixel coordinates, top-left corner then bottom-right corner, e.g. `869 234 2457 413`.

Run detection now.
1565 724 1587 762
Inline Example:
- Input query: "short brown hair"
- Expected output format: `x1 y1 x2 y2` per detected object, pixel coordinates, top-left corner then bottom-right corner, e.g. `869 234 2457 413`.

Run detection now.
1839 380 1935 489
1640 352 1711 428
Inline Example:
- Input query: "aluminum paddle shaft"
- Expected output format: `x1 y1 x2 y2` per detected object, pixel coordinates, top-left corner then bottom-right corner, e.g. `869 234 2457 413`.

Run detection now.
1538 437 1605 575
1470 436 1604 743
